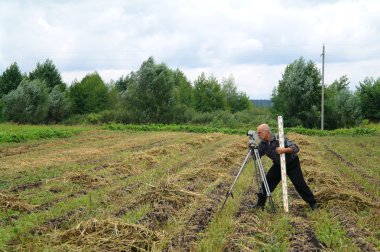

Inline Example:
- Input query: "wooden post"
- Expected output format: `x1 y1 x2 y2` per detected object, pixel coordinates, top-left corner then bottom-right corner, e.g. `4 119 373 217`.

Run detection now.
278 115 289 212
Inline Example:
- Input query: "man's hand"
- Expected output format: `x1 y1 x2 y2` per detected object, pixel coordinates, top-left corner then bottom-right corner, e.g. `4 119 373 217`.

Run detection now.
275 147 293 154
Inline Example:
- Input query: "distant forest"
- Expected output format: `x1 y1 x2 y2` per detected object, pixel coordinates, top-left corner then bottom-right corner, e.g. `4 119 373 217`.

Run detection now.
251 100 272 108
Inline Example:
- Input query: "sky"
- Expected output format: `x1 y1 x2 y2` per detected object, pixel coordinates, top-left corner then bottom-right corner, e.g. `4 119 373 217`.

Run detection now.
1 0 379 99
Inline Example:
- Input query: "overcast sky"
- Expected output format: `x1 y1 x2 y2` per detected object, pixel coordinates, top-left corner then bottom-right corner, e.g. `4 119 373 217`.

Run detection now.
1 0 379 99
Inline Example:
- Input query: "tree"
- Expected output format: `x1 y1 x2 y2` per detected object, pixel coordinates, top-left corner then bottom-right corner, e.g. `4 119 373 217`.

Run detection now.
47 85 71 122
29 59 64 90
114 73 138 92
193 73 226 113
69 72 109 114
173 69 193 108
221 75 251 113
333 89 361 128
3 79 49 123
324 75 361 129
124 57 176 123
271 57 321 128
0 62 23 96
356 77 380 122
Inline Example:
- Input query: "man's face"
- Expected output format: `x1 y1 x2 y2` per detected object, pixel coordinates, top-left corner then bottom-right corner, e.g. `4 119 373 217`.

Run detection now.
257 127 269 141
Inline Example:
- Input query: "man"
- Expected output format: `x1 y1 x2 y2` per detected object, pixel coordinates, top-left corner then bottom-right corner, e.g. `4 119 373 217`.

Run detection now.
251 124 317 210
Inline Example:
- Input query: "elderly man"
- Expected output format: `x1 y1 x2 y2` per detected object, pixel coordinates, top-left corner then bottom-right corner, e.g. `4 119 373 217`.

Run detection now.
251 124 317 210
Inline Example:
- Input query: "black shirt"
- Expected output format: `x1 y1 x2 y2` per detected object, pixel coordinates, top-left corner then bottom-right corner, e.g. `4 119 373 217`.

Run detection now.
258 134 299 165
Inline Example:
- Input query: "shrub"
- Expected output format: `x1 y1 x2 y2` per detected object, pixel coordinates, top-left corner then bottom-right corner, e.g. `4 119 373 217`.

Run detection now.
3 79 49 124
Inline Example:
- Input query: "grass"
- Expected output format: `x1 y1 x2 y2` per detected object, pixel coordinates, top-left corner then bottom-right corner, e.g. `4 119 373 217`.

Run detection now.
310 210 358 251
104 123 379 139
197 160 253 251
0 122 377 145
0 123 94 143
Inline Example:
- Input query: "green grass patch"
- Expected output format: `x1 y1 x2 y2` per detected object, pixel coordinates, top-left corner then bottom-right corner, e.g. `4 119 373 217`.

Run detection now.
104 123 378 137
0 123 94 143
311 210 358 251
286 126 377 136
104 123 246 135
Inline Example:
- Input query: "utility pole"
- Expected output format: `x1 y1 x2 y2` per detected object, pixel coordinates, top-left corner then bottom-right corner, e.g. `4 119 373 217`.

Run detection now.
321 44 325 130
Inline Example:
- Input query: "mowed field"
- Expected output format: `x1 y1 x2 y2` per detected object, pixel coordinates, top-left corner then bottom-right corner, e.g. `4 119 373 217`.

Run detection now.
0 126 379 251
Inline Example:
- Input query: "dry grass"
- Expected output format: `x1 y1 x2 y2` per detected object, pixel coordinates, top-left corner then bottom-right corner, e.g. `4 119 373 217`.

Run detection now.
54 218 160 251
0 193 37 212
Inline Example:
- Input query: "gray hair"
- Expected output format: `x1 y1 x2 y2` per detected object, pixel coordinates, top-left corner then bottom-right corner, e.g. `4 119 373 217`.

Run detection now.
258 124 271 134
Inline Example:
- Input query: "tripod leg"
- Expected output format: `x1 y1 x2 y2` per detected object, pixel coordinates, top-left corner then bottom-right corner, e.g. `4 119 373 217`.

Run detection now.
253 159 261 192
254 149 276 213
220 150 252 210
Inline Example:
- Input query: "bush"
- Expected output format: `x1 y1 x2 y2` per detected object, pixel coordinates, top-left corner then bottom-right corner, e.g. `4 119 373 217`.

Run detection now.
85 110 117 124
47 86 70 122
211 110 237 128
0 99 5 123
171 105 193 124
189 111 214 124
3 79 49 124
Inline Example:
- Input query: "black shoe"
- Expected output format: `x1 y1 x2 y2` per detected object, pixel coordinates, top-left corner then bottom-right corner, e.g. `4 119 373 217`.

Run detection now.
249 193 267 209
310 203 318 211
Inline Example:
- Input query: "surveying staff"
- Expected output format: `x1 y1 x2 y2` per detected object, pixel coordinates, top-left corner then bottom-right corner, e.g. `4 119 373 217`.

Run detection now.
251 124 317 210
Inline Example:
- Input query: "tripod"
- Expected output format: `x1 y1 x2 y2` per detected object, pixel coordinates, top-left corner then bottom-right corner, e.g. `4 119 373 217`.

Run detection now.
221 143 276 213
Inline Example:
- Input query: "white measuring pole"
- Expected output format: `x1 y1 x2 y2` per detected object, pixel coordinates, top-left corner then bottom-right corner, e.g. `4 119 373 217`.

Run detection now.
278 115 289 212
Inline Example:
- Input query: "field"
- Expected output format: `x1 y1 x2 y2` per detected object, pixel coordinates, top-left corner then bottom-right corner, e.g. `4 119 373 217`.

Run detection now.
0 125 379 251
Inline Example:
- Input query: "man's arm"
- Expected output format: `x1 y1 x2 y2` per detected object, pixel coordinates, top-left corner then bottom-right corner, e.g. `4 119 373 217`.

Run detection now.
275 138 299 155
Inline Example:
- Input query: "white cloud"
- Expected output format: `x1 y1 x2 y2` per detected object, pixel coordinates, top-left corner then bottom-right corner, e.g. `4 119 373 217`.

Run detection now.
1 0 380 99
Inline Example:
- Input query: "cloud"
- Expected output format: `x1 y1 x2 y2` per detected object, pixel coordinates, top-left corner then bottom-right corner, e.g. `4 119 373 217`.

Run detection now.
1 0 380 98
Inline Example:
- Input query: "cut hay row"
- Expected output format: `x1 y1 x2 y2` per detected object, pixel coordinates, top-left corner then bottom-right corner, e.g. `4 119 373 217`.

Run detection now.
53 218 160 252
0 193 37 212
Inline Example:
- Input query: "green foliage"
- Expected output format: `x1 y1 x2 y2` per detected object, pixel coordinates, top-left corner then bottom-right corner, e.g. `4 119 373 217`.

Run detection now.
173 69 194 108
314 210 349 249
0 62 23 96
47 86 71 122
333 89 361 127
0 124 87 143
69 72 109 114
193 73 226 112
104 123 245 135
324 76 362 129
29 59 64 90
114 73 136 92
272 57 321 128
356 77 380 122
4 57 376 131
123 57 176 123
3 79 49 124
286 126 376 136
222 75 251 113
85 110 117 124
104 123 377 137
0 99 4 122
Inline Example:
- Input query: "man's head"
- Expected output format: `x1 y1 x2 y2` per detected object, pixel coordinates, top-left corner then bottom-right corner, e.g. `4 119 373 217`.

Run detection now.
257 124 272 142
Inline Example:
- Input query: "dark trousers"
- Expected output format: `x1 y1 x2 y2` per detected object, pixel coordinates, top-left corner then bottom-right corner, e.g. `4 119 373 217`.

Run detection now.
261 156 316 205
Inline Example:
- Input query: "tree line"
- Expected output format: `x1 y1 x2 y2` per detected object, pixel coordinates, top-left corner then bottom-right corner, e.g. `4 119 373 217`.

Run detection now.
271 57 379 129
0 57 254 126
0 56 378 129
